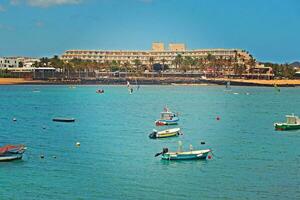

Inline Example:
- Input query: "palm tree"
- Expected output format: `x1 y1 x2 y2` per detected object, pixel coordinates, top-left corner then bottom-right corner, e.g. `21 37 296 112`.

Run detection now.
133 59 142 73
173 54 183 70
161 58 166 71
50 55 64 77
161 58 167 77
70 58 84 78
184 56 194 71
122 61 131 77
40 57 50 67
206 53 216 77
110 60 119 72
64 62 73 79
148 56 154 71
104 60 111 72
181 57 190 72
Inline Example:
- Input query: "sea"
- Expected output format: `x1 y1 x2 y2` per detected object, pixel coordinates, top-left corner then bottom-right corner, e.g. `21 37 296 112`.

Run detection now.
0 85 299 200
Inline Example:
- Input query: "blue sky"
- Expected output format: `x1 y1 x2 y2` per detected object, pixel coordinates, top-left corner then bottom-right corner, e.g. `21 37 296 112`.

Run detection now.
0 0 299 63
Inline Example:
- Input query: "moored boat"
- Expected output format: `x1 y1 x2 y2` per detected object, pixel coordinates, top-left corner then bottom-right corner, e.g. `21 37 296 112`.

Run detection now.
155 147 211 160
274 114 300 131
96 89 104 94
0 144 26 162
155 106 179 126
53 118 75 123
149 128 181 139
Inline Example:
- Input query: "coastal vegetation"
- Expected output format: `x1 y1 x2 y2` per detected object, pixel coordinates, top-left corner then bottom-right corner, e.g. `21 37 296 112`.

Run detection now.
1 54 299 80
263 62 296 79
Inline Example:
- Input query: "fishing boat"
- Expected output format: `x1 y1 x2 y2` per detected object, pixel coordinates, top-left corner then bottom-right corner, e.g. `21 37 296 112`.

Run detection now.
0 144 26 162
274 114 300 131
149 128 181 139
155 107 179 126
96 89 104 94
52 118 75 123
155 144 211 160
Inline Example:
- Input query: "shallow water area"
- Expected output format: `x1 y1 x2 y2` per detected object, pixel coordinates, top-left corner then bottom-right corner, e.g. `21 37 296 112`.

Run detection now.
0 85 299 199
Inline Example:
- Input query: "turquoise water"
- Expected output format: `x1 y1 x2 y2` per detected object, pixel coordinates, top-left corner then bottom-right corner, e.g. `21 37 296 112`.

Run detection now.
0 85 299 199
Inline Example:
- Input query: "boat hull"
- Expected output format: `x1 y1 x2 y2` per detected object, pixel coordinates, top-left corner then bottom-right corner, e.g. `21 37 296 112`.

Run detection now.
161 150 210 160
53 118 75 123
149 128 181 139
274 123 300 131
0 154 23 162
155 117 179 126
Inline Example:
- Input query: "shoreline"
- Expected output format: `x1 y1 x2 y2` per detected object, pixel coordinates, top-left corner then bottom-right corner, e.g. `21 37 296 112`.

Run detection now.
0 78 300 87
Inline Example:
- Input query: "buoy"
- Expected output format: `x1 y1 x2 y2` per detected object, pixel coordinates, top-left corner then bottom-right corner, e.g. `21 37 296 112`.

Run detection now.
42 126 46 129
13 118 17 122
53 156 56 159
201 141 205 145
40 155 44 159
208 155 212 159
76 142 80 147
216 116 220 121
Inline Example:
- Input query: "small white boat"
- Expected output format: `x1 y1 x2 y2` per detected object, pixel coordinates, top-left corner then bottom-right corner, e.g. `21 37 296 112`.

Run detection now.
149 128 181 139
155 146 211 160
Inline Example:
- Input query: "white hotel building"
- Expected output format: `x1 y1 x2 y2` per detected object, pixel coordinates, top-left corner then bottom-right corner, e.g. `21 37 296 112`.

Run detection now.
0 57 21 68
61 43 253 67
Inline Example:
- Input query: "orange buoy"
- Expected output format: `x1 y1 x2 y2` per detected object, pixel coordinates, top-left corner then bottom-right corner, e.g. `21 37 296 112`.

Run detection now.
208 155 212 159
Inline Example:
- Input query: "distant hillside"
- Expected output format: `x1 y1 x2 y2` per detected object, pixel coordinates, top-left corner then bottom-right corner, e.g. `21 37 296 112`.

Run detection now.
289 61 300 68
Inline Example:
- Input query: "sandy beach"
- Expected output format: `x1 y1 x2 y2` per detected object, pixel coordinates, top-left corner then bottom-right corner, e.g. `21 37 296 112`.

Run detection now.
0 78 45 85
208 78 300 86
0 77 299 86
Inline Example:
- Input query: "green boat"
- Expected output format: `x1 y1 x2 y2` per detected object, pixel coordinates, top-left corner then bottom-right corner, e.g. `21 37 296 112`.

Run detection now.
274 114 300 131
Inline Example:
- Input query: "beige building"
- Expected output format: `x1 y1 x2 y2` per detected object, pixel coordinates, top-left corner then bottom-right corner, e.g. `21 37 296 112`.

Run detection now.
169 43 186 51
61 42 253 68
152 42 165 51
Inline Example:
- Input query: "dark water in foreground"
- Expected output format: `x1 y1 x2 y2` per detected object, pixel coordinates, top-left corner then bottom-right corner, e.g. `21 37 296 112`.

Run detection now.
0 85 299 199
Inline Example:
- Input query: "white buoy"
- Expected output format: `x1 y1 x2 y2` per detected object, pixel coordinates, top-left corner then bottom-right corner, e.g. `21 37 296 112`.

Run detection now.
13 118 17 122
76 142 80 147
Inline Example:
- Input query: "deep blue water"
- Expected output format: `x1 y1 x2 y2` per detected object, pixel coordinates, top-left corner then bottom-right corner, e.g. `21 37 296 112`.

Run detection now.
0 85 299 199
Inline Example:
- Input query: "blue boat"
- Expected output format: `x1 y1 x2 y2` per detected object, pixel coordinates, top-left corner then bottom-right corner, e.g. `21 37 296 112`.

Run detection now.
155 107 179 126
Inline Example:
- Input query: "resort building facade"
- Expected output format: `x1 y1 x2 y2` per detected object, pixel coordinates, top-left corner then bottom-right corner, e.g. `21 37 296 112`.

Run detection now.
61 42 253 67
0 57 40 69
0 57 21 68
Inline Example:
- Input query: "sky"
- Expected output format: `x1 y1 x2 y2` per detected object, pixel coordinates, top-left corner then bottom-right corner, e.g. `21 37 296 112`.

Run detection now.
0 0 299 63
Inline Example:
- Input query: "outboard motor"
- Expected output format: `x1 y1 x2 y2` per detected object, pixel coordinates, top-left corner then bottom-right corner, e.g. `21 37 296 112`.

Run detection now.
162 148 168 154
155 147 169 157
149 131 157 139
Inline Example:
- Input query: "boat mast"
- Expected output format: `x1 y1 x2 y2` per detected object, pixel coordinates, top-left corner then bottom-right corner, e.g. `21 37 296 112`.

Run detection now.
178 141 183 152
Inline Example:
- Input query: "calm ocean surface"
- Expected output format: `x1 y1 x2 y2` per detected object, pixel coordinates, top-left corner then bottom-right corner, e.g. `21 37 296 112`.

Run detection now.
0 85 299 199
